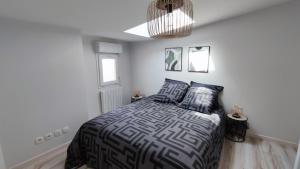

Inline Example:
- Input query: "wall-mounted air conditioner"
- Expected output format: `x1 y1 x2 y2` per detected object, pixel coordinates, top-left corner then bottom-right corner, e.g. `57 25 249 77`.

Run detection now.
95 42 123 54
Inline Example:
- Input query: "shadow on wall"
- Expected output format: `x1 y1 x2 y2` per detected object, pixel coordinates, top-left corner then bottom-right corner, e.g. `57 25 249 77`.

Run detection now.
209 55 216 72
0 144 6 169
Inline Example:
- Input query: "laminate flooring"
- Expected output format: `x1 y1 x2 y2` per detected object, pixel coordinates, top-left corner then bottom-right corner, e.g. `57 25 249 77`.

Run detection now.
20 137 297 169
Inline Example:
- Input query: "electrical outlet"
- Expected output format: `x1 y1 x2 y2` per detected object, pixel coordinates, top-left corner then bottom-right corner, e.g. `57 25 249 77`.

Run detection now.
35 136 45 145
62 126 70 134
44 132 54 141
54 129 62 137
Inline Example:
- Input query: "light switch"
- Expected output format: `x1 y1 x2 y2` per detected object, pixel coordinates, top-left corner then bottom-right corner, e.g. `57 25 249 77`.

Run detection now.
54 129 62 137
44 132 54 141
62 126 70 134
35 136 45 145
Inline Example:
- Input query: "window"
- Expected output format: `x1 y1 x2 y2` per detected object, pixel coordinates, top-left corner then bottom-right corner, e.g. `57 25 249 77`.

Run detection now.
97 54 119 86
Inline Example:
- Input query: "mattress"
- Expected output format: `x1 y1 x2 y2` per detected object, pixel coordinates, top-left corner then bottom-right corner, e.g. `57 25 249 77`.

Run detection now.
65 96 226 169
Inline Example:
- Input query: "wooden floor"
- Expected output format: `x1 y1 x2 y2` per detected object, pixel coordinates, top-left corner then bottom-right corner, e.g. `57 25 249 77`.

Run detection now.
219 137 297 169
19 137 297 169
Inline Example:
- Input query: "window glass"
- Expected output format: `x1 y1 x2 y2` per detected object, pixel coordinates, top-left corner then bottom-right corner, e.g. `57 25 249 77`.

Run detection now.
97 54 119 87
102 58 117 83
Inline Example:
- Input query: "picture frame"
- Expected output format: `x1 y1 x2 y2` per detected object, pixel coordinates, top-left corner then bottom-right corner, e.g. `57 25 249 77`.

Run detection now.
165 47 182 71
188 46 210 73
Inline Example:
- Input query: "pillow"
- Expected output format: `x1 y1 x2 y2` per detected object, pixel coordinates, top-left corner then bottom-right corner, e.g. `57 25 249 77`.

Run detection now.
154 78 189 104
178 82 224 114
190 81 224 92
191 81 224 109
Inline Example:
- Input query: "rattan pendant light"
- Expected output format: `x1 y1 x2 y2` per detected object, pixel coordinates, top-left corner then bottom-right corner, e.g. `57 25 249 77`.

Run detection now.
147 0 193 39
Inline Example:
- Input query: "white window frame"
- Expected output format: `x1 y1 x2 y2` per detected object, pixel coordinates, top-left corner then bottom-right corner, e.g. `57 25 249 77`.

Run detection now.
96 53 119 87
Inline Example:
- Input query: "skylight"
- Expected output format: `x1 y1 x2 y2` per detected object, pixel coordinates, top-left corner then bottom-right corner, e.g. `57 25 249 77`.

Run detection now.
124 23 150 38
124 9 195 38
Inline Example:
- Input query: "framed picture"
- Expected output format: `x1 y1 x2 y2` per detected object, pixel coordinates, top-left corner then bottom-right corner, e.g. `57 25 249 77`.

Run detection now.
188 46 210 73
165 47 182 71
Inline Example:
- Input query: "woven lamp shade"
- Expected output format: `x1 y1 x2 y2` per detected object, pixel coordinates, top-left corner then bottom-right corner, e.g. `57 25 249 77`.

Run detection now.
147 0 193 39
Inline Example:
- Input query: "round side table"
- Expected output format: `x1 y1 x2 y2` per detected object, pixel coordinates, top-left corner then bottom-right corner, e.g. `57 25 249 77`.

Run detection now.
226 113 248 142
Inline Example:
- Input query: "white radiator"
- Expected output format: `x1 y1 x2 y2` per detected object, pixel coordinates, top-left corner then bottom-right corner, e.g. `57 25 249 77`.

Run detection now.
100 86 123 113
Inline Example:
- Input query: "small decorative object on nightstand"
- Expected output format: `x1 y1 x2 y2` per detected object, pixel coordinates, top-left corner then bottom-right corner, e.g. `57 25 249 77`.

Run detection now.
226 105 248 142
131 96 143 103
131 90 143 103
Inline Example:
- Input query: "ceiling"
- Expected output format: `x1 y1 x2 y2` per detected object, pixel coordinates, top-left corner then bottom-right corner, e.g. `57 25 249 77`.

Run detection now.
0 0 292 41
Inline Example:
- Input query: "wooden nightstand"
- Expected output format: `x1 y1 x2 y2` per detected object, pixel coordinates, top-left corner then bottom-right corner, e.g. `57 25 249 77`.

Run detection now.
226 113 248 142
131 96 143 103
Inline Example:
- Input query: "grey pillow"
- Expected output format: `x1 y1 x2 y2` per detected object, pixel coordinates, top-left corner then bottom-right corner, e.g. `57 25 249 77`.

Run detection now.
154 78 189 104
178 82 224 114
191 81 224 110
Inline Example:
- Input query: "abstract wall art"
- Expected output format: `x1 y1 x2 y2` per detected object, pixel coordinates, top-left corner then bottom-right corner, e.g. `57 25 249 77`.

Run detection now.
165 47 182 71
188 46 210 73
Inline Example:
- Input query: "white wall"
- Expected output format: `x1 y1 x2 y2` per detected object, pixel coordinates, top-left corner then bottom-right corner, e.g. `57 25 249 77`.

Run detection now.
0 143 6 169
130 0 300 143
0 17 88 167
82 36 132 119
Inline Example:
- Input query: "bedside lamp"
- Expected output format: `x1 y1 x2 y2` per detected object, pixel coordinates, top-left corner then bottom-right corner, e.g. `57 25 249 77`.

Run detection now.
133 90 141 97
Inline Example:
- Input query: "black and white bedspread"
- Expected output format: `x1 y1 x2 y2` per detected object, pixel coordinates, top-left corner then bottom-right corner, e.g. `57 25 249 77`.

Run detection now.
65 96 226 169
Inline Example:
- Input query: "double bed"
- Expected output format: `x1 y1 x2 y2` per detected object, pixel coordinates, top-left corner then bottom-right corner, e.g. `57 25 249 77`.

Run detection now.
65 96 226 169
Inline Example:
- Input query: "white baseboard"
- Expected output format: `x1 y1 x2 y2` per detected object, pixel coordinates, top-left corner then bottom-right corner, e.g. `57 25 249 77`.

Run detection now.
10 141 70 169
247 133 298 148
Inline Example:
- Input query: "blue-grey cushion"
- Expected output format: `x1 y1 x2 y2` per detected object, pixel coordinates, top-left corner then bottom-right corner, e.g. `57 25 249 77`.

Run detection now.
154 78 189 104
191 81 224 110
190 81 224 92
178 82 224 114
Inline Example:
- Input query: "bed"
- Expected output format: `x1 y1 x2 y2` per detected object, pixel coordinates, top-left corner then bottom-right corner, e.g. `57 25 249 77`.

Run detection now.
65 96 226 169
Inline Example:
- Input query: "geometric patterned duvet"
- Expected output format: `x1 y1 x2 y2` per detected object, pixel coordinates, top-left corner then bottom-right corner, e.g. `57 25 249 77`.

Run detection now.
65 96 226 169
